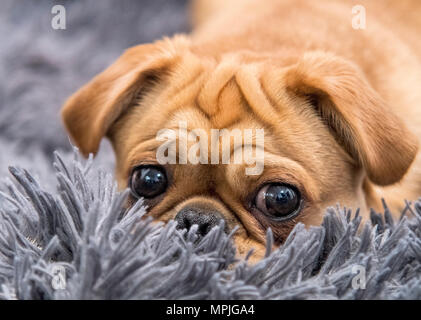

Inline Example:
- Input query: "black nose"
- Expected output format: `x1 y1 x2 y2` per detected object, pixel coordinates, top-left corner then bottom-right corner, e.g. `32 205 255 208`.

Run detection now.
175 207 225 237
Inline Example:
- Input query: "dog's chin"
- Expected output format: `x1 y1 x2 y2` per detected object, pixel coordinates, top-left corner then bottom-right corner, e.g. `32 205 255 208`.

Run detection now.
142 195 267 262
234 236 267 263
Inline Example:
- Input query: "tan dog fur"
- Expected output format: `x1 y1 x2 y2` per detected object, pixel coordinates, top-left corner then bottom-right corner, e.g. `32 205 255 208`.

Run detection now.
61 0 421 259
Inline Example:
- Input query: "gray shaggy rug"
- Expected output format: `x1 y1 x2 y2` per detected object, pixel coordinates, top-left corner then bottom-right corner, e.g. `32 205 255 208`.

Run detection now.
0 149 421 300
0 0 420 300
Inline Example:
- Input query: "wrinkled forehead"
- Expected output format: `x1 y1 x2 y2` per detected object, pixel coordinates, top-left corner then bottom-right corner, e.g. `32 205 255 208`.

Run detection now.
114 53 320 178
160 53 288 124
118 55 273 141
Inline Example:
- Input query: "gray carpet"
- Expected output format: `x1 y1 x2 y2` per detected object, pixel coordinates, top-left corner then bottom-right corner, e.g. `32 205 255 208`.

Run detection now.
0 0 420 300
0 0 188 172
1 149 421 299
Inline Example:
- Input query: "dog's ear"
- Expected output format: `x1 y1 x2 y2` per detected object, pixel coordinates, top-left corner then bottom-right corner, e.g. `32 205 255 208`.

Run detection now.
283 52 418 186
61 43 173 156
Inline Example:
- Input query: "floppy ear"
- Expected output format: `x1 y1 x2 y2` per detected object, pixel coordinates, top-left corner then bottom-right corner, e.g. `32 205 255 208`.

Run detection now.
283 52 418 186
61 43 172 157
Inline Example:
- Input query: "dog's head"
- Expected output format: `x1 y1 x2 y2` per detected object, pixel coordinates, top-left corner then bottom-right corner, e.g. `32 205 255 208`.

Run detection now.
61 38 418 258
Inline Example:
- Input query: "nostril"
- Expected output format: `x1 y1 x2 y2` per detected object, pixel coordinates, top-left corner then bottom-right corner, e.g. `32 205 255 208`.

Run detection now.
198 221 210 236
183 216 191 229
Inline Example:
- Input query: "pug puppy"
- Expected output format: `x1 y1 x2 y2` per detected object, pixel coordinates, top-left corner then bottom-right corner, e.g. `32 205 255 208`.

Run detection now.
61 0 421 258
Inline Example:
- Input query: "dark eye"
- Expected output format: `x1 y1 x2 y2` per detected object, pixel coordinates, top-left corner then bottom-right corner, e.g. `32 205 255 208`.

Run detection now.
255 184 301 220
129 166 167 199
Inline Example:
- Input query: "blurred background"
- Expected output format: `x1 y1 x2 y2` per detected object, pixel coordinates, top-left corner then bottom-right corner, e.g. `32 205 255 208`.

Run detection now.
0 0 189 181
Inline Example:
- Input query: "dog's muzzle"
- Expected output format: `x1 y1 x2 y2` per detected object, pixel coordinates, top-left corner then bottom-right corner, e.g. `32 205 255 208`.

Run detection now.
175 205 227 237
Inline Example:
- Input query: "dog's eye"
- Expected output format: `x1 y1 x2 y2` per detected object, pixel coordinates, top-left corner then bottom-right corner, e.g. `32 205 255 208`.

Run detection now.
129 166 167 198
255 184 301 220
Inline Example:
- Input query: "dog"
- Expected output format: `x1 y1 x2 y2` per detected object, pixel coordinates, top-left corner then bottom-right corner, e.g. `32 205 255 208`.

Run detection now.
61 0 421 258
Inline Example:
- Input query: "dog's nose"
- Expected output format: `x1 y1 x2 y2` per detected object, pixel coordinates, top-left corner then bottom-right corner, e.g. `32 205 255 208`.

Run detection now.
175 207 225 236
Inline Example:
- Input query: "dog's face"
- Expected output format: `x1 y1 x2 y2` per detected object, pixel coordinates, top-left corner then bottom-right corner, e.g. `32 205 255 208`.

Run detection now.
62 39 418 258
